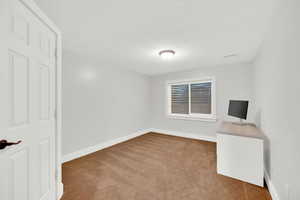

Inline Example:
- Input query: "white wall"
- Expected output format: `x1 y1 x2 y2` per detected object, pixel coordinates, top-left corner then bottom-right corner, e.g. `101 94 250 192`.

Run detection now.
32 0 151 157
150 63 254 138
62 50 150 155
253 0 300 199
34 0 60 24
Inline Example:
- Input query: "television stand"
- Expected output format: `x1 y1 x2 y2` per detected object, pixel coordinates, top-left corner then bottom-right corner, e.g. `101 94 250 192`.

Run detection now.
216 121 264 186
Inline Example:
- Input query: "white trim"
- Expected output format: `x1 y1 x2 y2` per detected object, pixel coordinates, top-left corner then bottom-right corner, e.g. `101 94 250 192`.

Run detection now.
166 77 214 85
57 181 64 200
20 0 61 34
167 114 217 122
62 128 216 163
55 34 63 200
150 128 217 143
19 1 63 199
166 77 217 121
264 170 280 200
188 82 191 114
62 129 152 163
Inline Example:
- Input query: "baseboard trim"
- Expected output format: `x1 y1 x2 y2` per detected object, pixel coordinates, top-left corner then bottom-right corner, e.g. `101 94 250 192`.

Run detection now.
62 128 216 163
62 129 151 163
57 181 64 200
149 128 217 143
264 170 280 200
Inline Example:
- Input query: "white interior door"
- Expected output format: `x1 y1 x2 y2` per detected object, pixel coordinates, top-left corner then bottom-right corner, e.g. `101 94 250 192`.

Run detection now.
0 0 58 199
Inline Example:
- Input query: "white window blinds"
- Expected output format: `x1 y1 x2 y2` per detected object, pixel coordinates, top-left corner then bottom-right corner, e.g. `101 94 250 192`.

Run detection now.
168 78 215 120
171 84 189 114
191 82 212 114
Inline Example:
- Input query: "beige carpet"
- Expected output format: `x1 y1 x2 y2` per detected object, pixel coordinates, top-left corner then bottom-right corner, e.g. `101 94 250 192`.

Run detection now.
61 133 272 200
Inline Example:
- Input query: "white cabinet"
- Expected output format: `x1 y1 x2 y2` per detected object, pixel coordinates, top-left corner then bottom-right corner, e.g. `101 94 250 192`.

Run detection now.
217 121 264 187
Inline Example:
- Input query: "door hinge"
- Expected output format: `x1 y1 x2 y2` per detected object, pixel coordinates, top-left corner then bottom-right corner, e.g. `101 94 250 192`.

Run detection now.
54 108 57 119
55 48 58 59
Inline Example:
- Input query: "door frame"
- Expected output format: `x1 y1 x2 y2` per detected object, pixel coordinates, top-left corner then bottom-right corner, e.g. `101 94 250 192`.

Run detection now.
16 0 63 199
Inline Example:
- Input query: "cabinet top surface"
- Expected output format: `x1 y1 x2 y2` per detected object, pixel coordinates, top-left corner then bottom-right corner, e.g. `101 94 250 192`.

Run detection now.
217 121 264 139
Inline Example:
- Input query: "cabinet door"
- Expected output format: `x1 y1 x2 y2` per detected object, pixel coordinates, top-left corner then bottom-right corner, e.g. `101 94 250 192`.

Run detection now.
217 134 264 186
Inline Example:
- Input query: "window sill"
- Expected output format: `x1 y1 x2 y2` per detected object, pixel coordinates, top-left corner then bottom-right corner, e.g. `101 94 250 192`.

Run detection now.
167 114 217 122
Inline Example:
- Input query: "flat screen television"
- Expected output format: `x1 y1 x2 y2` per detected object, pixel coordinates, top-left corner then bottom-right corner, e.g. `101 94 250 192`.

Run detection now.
228 100 249 120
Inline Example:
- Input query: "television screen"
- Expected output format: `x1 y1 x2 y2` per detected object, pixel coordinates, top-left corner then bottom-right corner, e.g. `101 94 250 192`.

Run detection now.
228 100 248 120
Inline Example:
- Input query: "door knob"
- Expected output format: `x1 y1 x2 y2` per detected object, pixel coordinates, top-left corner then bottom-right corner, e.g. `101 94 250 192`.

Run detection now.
0 140 22 150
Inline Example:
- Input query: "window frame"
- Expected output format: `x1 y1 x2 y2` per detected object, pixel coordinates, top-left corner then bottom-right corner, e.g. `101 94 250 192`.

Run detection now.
166 77 217 122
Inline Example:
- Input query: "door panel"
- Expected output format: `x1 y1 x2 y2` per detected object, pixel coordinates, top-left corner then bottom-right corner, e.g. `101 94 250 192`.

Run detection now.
9 50 30 126
10 149 29 200
11 8 29 45
39 138 51 199
39 65 50 120
0 0 58 200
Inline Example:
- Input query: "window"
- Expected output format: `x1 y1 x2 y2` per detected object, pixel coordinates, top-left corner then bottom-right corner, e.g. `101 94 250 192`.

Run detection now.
167 78 216 121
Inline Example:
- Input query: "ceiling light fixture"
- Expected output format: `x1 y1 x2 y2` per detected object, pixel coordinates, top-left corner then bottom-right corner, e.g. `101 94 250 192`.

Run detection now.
224 54 238 58
159 50 176 60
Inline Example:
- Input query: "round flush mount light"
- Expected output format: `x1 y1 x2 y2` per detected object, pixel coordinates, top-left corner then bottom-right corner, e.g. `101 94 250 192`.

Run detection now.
224 54 238 58
159 49 176 60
